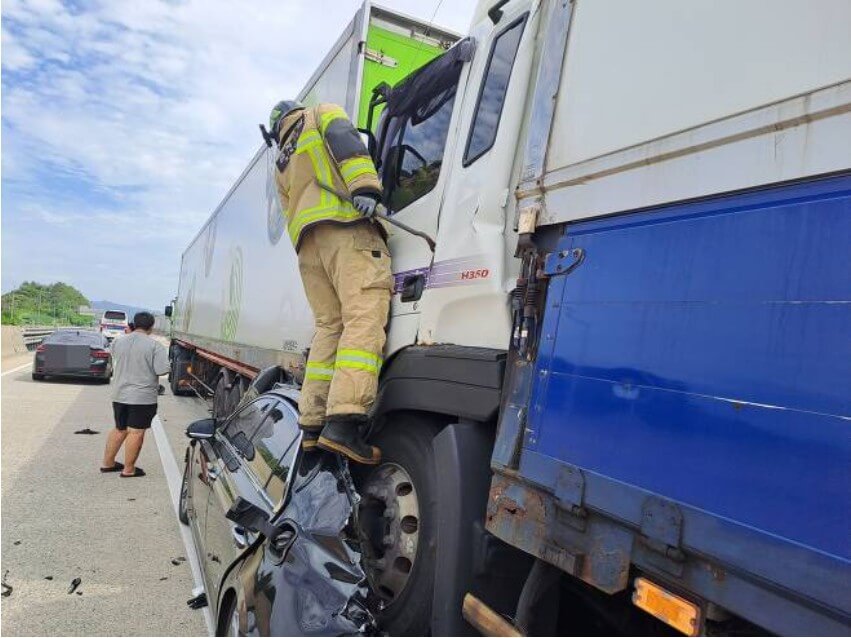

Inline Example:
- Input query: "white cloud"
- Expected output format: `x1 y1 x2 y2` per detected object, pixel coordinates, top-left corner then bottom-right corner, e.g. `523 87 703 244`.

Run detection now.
2 0 476 307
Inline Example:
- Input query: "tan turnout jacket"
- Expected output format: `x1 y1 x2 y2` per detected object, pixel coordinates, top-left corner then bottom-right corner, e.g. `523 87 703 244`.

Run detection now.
274 104 382 250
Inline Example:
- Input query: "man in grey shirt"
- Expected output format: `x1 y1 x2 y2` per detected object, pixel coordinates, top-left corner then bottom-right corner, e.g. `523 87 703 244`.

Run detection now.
100 312 170 477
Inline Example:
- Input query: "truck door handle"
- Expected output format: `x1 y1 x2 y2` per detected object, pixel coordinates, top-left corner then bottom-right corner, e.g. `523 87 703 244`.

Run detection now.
401 274 425 303
232 525 248 549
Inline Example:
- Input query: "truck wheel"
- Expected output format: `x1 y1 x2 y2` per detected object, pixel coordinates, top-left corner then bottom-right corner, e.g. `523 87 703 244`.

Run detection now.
32 373 45 381
356 414 442 635
171 357 188 396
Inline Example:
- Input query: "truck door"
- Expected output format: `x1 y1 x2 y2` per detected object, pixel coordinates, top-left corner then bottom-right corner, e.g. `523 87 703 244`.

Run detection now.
375 42 473 349
418 1 538 346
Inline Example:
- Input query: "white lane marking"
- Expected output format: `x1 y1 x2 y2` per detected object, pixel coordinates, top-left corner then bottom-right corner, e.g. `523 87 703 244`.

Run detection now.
2 361 33 377
151 415 214 635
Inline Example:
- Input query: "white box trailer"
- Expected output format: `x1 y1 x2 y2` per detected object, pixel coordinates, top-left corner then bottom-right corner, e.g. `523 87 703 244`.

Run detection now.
168 2 457 401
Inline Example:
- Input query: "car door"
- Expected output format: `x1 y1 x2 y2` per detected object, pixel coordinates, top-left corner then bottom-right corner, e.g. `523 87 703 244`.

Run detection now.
198 396 277 601
202 396 300 611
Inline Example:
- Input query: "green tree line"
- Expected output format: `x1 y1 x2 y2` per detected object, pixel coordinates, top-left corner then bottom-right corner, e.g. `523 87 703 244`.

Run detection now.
1 281 92 326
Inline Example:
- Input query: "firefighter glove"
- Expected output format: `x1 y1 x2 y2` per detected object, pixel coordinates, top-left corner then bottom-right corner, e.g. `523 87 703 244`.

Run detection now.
352 194 380 218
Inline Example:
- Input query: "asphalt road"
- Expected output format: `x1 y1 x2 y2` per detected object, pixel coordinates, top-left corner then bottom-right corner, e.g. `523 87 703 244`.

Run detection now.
1 350 211 636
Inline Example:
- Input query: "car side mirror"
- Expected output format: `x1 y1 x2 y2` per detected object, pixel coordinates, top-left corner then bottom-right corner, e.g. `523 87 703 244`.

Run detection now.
164 304 173 317
226 497 278 537
226 498 298 553
185 418 215 440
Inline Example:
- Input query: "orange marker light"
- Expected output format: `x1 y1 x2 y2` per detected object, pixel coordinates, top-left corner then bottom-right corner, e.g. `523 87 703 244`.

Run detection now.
633 577 700 636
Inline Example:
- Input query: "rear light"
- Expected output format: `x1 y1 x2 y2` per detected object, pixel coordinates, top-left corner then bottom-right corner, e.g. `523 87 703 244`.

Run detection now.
36 344 46 353
91 349 110 359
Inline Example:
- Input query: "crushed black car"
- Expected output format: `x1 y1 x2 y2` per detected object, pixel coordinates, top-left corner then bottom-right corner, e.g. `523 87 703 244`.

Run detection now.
179 381 377 636
32 329 112 383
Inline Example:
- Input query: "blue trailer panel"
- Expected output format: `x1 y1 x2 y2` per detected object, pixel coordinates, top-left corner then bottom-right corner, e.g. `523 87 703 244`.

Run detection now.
492 174 851 634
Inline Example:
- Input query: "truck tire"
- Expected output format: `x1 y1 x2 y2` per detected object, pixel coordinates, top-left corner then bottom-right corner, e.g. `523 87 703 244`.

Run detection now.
32 373 45 381
355 414 443 635
171 356 189 396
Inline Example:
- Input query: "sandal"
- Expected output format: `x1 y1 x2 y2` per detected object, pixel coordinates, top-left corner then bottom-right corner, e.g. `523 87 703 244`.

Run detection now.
100 462 125 473
119 467 146 478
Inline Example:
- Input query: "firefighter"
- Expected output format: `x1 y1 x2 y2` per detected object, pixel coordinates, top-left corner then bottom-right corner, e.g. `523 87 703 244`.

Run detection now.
269 99 390 465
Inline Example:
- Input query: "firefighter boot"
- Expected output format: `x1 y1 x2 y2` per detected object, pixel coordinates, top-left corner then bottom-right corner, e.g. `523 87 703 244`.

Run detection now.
317 415 381 465
300 425 323 452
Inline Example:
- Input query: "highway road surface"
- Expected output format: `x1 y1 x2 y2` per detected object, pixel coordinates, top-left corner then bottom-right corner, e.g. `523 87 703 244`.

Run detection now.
1 349 212 636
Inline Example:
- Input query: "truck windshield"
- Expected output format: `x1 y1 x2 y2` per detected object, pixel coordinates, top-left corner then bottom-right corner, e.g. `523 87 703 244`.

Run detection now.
103 311 126 321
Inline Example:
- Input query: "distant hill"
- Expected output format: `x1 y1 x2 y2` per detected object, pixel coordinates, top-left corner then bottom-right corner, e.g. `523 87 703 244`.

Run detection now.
1 281 91 326
90 300 152 319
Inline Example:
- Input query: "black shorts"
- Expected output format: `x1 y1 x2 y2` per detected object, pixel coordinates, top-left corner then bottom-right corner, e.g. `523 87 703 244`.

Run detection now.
113 402 157 431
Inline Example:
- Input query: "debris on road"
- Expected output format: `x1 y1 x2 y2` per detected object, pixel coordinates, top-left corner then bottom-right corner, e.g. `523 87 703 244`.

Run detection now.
67 577 81 594
170 556 186 566
187 592 208 609
2 570 12 597
13 540 21 545
159 576 168 581
73 428 99 435
76 591 83 596
44 576 53 581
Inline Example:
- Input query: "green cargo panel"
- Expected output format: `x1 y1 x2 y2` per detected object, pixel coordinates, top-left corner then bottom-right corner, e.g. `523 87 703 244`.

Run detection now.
358 24 447 129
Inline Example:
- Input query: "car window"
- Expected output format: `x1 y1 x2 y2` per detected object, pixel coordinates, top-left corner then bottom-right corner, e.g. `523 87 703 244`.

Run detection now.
247 400 300 506
222 396 278 459
381 84 458 213
463 15 527 166
104 311 126 321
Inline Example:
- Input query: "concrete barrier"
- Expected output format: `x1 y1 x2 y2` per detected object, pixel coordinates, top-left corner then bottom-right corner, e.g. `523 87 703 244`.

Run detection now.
2 325 29 358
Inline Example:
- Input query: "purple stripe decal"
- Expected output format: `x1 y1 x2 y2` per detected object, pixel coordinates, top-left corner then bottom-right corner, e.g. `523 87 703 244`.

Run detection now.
393 255 492 294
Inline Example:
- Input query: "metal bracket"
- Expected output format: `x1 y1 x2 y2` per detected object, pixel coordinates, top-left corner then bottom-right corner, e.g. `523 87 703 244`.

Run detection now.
554 465 588 532
640 497 685 574
543 247 585 276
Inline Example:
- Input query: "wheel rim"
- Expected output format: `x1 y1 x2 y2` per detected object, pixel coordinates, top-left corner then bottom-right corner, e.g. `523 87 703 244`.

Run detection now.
359 462 420 604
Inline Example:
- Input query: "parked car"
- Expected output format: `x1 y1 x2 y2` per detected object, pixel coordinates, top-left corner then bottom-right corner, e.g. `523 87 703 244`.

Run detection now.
179 382 374 636
99 309 129 341
32 330 112 383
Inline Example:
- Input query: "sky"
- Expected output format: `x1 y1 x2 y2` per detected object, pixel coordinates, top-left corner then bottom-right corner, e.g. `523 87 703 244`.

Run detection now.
1 0 475 310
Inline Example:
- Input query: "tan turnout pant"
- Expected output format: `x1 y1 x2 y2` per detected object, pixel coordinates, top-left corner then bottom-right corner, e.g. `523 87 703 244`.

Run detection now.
297 221 392 429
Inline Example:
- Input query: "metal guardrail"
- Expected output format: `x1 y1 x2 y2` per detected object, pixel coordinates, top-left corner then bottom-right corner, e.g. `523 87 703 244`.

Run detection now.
22 327 55 346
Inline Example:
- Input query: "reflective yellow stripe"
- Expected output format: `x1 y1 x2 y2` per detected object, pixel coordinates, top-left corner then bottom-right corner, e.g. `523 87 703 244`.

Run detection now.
340 157 376 185
318 106 347 134
335 349 383 375
296 130 322 151
305 361 335 381
288 205 360 244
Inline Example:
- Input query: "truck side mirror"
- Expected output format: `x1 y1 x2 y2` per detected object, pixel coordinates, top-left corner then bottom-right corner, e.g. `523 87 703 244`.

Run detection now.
164 304 173 317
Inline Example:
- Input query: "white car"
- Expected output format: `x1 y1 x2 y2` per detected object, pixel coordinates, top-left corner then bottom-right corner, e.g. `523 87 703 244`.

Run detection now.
99 310 128 341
